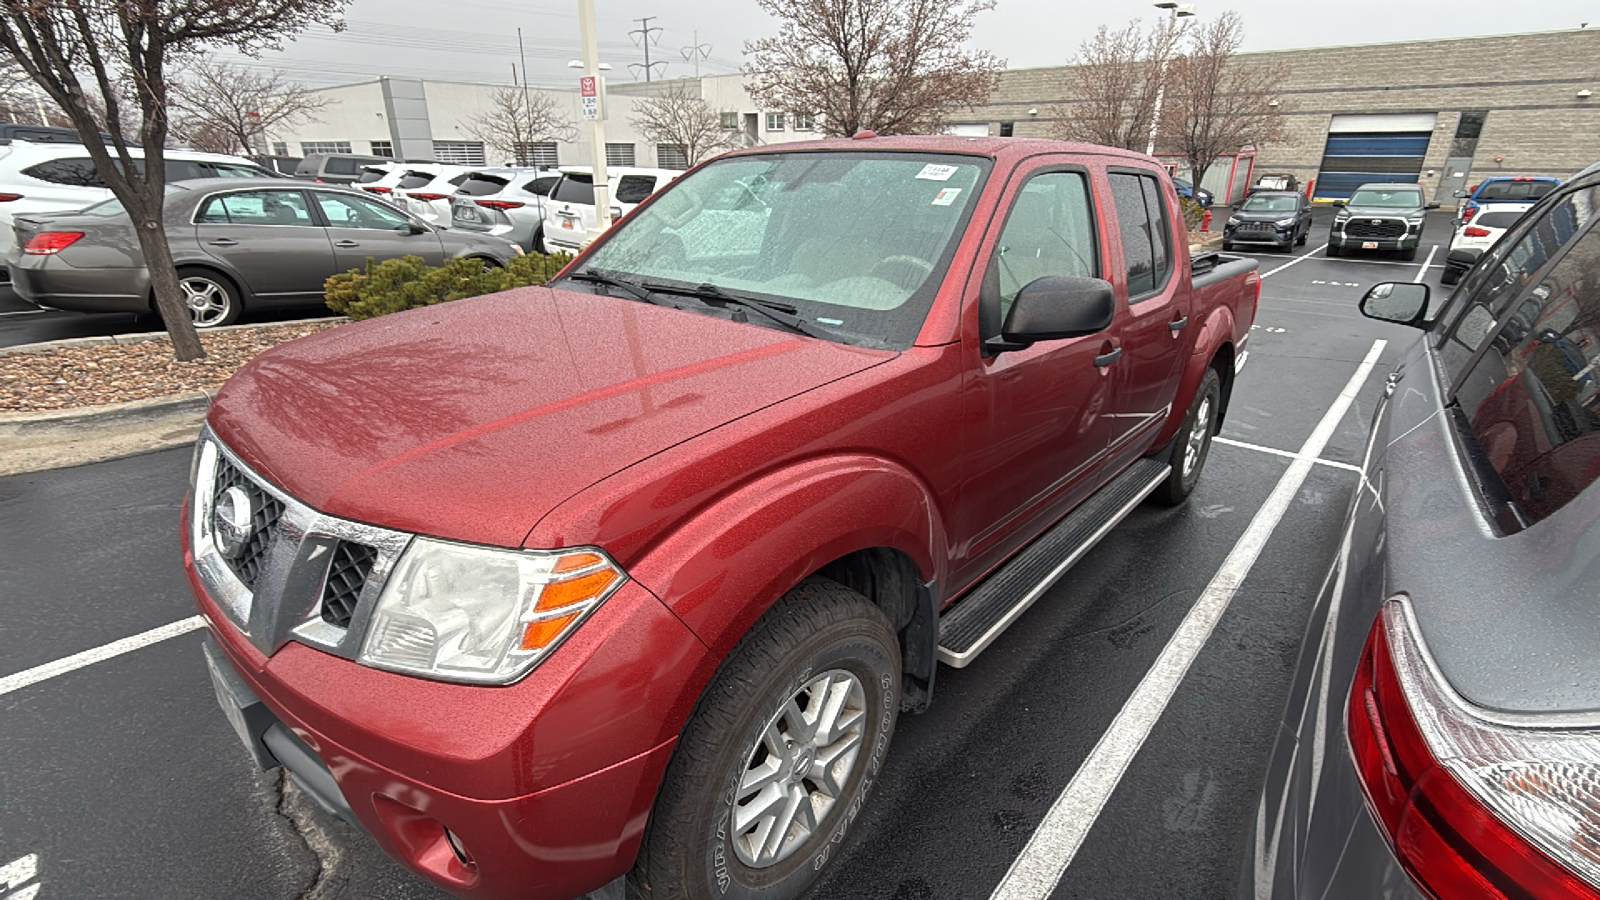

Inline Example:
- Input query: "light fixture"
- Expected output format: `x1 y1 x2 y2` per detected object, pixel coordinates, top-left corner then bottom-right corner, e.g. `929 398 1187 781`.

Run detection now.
567 60 613 70
1028 107 1038 116
1267 99 1279 107
1579 89 1594 99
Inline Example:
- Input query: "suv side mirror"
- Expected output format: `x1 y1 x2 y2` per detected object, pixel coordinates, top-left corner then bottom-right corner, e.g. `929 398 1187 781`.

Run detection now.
987 276 1115 353
1359 282 1430 328
1453 189 1469 199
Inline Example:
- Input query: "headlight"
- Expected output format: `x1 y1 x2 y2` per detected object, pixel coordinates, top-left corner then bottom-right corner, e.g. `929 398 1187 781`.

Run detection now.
359 539 625 684
1275 217 1296 227
1227 216 1242 226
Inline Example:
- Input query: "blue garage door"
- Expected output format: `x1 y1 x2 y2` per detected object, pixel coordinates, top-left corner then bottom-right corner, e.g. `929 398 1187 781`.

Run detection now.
1315 131 1432 199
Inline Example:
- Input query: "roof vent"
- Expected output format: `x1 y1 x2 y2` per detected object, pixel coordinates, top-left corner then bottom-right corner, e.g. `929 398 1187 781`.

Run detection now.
851 130 878 140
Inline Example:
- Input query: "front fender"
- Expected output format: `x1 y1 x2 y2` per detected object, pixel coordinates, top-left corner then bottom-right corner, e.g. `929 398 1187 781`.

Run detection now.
627 453 944 661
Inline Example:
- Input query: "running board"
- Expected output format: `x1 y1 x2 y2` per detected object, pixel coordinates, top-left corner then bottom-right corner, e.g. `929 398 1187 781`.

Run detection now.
936 458 1170 668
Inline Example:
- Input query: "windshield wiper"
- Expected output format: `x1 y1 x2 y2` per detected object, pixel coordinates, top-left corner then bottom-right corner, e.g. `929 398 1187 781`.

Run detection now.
565 271 675 307
640 281 835 340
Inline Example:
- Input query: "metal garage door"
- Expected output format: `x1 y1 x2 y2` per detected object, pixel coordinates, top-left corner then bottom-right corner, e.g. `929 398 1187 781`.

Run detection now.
1314 113 1437 200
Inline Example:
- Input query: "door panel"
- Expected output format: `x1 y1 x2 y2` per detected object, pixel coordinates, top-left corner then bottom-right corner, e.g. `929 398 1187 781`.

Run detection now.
192 190 336 302
952 165 1116 589
314 191 444 271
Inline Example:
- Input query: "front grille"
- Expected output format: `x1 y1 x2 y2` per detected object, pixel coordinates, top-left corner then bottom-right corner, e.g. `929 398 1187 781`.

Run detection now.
1344 218 1406 239
320 541 378 628
213 457 286 591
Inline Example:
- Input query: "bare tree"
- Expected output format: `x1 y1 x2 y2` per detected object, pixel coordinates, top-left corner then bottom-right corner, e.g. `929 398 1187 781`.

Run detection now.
0 0 346 361
462 86 575 166
1159 12 1290 193
1052 19 1182 151
171 60 327 156
743 0 1003 137
629 83 734 167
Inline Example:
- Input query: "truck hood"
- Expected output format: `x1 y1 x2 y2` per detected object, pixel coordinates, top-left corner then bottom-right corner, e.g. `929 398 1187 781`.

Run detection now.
208 286 893 547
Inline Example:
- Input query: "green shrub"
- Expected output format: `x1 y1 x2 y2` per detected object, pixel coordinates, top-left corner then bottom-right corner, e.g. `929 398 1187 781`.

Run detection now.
323 252 573 320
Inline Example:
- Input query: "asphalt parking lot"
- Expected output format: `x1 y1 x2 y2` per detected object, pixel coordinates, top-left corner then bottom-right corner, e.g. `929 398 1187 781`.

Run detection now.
0 206 1450 899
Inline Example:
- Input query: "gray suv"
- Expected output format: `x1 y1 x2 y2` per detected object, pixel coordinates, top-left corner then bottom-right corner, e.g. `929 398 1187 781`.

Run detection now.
1246 161 1600 899
1327 182 1439 260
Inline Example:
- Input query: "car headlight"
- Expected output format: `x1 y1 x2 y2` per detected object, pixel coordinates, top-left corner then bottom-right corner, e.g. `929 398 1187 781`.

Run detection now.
359 539 625 684
1227 216 1242 226
1275 217 1297 227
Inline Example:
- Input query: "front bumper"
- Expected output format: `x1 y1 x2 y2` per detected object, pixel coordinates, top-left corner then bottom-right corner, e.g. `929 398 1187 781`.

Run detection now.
1225 224 1295 246
1330 223 1422 252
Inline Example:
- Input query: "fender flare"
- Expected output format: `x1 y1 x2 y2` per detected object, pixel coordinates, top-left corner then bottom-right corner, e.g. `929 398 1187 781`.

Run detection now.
1154 304 1236 450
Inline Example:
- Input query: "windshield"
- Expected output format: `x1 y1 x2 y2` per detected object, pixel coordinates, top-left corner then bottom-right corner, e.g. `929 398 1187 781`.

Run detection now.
1348 188 1423 208
80 184 186 217
1476 180 1556 202
1240 195 1298 213
571 152 990 350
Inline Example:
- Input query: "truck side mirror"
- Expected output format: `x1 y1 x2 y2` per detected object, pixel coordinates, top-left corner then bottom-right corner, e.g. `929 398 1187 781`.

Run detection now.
987 276 1116 353
1359 282 1430 328
1453 190 1469 198
1332 200 1346 208
1426 202 1441 210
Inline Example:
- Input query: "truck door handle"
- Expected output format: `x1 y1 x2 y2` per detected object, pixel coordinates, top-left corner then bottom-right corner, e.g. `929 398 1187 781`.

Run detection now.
1168 316 1188 332
1094 347 1123 367
206 238 238 247
334 240 359 248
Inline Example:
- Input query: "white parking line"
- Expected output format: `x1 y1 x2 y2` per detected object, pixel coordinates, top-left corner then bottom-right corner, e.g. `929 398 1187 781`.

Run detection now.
1214 436 1363 473
0 616 205 697
1 852 40 900
988 338 1388 900
1259 244 1329 279
1413 245 1438 282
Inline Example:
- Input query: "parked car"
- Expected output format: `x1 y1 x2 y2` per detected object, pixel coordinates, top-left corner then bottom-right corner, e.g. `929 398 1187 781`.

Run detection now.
294 153 390 185
1327 182 1438 260
393 165 474 228
1440 206 1525 284
8 178 518 327
447 167 560 253
1222 190 1313 251
189 135 1260 900
0 139 276 285
1245 161 1600 900
0 123 118 143
541 165 683 254
248 155 302 177
1247 173 1300 195
1455 175 1561 225
1172 176 1214 207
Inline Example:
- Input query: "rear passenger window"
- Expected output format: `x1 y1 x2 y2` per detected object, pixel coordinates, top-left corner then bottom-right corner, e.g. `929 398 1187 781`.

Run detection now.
1454 224 1600 525
615 175 657 204
325 157 361 176
196 191 314 226
397 172 435 190
1108 172 1171 299
22 158 104 187
983 170 1097 338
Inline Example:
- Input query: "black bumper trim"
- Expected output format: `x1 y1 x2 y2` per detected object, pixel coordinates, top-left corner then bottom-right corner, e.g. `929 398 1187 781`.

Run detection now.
264 723 361 827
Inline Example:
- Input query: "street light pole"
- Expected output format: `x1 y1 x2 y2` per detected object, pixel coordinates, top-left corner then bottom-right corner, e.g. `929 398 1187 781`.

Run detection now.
1146 2 1196 157
576 0 612 239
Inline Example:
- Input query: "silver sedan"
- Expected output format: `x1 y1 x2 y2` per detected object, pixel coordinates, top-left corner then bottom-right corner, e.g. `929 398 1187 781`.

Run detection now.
8 177 520 327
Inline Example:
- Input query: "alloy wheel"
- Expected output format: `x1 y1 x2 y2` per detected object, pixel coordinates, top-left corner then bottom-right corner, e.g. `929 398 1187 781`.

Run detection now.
1184 395 1213 479
181 277 232 328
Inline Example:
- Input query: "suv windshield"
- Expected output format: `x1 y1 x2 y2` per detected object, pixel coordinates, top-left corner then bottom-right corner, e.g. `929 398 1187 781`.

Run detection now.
1240 195 1297 212
572 151 990 350
1475 180 1556 202
1349 188 1423 208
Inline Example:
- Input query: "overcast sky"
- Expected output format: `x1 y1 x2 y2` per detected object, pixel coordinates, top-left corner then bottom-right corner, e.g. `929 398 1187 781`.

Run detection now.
234 0 1595 89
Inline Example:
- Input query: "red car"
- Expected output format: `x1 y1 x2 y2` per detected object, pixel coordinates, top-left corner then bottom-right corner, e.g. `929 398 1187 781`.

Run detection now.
186 135 1260 900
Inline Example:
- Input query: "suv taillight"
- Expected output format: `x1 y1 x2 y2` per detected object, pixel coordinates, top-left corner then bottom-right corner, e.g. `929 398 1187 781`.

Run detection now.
1463 226 1492 238
476 200 524 210
407 192 448 202
0 192 22 202
1462 204 1478 223
23 231 84 255
1349 599 1600 899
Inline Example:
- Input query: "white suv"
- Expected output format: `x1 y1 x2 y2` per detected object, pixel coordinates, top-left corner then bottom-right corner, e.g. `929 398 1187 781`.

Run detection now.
0 139 274 271
542 167 683 255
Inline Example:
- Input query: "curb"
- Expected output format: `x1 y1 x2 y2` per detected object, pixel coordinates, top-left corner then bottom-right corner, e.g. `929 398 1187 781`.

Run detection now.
0 315 347 357
0 391 215 478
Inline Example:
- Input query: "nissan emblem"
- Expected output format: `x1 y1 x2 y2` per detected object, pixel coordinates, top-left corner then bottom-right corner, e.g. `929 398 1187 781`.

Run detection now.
213 486 254 559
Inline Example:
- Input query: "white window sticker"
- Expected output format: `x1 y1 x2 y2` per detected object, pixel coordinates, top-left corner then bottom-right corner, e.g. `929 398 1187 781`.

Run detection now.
931 187 962 206
916 164 959 182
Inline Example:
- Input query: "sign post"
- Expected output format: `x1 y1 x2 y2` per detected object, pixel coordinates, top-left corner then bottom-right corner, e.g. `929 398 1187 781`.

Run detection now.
577 0 611 240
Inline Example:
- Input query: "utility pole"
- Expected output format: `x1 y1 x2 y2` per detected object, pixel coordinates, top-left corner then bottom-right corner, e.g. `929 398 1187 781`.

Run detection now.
577 0 611 238
629 16 666 82
1147 2 1196 157
518 27 533 165
680 31 711 78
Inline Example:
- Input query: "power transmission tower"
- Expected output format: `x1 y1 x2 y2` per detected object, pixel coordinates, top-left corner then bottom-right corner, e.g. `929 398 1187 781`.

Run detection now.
629 16 666 82
680 30 711 77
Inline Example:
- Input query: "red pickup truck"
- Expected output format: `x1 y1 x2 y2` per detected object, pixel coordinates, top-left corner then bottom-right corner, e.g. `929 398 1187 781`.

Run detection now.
186 135 1259 900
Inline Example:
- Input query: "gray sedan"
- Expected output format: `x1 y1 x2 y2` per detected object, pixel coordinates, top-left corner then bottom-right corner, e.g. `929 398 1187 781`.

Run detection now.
1246 161 1600 898
8 177 520 327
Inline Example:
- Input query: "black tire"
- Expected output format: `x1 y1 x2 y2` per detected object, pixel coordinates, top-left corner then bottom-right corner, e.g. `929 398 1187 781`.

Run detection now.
1221 241 1233 252
530 226 546 255
1400 246 1418 262
632 578 901 900
1153 367 1222 506
1296 228 1308 246
173 267 242 328
1325 243 1341 258
1441 266 1461 286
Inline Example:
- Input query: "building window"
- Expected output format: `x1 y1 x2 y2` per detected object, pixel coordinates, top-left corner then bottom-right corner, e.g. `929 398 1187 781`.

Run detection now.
1449 110 1489 158
369 140 394 158
765 112 784 132
432 141 486 165
516 142 559 168
605 142 636 167
792 112 815 132
999 122 1014 137
301 141 353 155
657 144 689 170
272 142 288 156
720 111 739 130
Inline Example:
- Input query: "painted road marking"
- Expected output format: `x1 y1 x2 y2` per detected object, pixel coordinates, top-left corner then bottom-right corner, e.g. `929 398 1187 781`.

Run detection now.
988 339 1388 900
1413 245 1438 282
1214 436 1363 474
1 852 40 900
1309 280 1360 287
0 617 205 697
1259 244 1328 279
